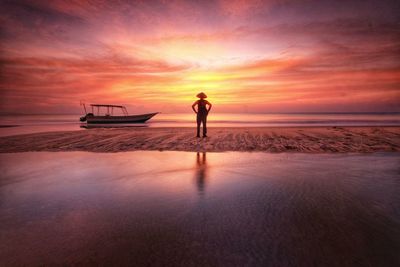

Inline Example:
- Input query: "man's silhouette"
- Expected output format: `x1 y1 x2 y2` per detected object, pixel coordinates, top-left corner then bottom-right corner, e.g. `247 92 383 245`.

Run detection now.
192 92 212 138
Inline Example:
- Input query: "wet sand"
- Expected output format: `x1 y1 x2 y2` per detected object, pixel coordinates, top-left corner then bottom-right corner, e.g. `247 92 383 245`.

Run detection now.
0 151 399 266
0 126 399 153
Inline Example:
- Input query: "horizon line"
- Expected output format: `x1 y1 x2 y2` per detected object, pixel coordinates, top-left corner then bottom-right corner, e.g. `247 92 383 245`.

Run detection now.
1 112 400 116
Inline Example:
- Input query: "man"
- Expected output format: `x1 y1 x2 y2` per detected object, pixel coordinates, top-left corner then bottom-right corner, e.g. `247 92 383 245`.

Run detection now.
192 92 212 138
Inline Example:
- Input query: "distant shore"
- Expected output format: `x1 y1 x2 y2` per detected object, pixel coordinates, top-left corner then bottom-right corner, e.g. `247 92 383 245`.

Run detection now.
0 126 399 153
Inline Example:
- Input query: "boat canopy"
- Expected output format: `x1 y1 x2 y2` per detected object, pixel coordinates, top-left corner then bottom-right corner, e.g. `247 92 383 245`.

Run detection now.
90 104 125 108
87 104 128 116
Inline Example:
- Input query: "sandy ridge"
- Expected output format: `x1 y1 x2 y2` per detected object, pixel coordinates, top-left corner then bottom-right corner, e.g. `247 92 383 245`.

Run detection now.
0 127 399 153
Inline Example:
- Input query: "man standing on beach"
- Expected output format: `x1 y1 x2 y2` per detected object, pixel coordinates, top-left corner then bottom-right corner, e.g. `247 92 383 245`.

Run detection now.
192 92 212 138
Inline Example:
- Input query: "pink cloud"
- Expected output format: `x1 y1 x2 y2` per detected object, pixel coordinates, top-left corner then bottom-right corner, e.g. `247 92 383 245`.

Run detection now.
1 0 399 113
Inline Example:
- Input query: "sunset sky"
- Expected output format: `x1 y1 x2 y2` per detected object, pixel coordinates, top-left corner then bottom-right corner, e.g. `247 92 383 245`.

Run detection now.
1 0 399 114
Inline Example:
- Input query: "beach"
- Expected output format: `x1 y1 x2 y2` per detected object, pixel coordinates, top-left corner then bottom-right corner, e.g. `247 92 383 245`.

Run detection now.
1 126 400 266
0 126 399 153
1 151 399 266
1 126 399 266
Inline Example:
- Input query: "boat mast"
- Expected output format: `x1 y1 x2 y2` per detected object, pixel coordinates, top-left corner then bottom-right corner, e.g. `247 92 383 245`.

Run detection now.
123 107 128 115
80 101 88 114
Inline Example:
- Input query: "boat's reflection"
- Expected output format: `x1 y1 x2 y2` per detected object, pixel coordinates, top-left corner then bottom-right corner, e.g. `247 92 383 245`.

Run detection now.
195 152 208 196
80 123 149 129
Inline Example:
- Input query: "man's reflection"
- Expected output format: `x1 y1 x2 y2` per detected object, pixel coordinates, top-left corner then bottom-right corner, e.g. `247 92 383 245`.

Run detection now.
195 152 208 196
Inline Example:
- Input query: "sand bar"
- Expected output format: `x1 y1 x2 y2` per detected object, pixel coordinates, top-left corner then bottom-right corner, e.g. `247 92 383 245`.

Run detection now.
0 126 399 153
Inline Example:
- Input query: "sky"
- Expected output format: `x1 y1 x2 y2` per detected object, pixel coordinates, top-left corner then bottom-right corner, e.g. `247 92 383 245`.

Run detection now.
0 0 399 114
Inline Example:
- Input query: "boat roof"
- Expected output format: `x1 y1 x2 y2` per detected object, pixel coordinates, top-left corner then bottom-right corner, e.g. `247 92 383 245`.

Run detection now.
90 104 125 108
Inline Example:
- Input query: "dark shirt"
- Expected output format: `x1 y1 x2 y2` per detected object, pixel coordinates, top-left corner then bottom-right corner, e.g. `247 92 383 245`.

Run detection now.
197 99 209 116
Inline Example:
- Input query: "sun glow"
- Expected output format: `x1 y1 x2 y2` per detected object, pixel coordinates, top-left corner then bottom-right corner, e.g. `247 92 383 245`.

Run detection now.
1 0 399 114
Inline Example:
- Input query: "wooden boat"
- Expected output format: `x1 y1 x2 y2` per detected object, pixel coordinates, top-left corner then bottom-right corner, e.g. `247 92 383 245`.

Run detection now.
80 103 158 124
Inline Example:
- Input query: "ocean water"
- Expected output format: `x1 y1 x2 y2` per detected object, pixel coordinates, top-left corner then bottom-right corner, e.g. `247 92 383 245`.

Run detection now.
0 113 399 136
0 151 399 266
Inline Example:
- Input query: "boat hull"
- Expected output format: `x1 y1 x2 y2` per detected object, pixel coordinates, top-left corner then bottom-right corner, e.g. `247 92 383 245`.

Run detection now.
85 113 158 124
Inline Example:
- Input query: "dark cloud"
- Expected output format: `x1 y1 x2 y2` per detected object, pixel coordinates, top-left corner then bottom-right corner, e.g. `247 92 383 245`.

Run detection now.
1 55 191 74
1 0 86 24
0 1 91 59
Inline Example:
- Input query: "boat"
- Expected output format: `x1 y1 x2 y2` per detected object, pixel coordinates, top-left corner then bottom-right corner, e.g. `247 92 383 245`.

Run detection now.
80 103 158 124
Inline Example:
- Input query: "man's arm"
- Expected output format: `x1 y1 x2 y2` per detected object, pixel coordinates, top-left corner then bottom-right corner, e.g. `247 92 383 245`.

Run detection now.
206 101 212 112
192 101 198 113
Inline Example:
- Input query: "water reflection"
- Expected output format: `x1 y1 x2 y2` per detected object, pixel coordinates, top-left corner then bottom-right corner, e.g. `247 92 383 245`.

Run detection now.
195 152 208 196
80 123 148 129
1 152 399 266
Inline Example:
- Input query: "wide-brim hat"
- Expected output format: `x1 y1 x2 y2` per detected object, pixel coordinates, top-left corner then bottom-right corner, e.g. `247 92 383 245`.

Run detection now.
196 92 207 98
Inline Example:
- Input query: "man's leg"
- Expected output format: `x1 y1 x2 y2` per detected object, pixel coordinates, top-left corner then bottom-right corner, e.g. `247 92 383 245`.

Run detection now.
202 116 207 137
196 116 201 137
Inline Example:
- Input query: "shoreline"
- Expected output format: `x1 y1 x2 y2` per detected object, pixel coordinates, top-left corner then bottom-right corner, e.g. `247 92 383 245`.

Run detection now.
0 126 399 153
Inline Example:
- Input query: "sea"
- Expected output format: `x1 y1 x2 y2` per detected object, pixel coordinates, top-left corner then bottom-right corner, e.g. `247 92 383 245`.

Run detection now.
0 113 399 137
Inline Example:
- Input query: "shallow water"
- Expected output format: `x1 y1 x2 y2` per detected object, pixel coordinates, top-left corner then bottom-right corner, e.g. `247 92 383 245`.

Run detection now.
0 152 399 266
1 113 399 136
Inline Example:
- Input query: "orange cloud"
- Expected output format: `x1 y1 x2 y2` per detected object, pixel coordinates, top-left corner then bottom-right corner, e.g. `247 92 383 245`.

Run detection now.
1 0 399 114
